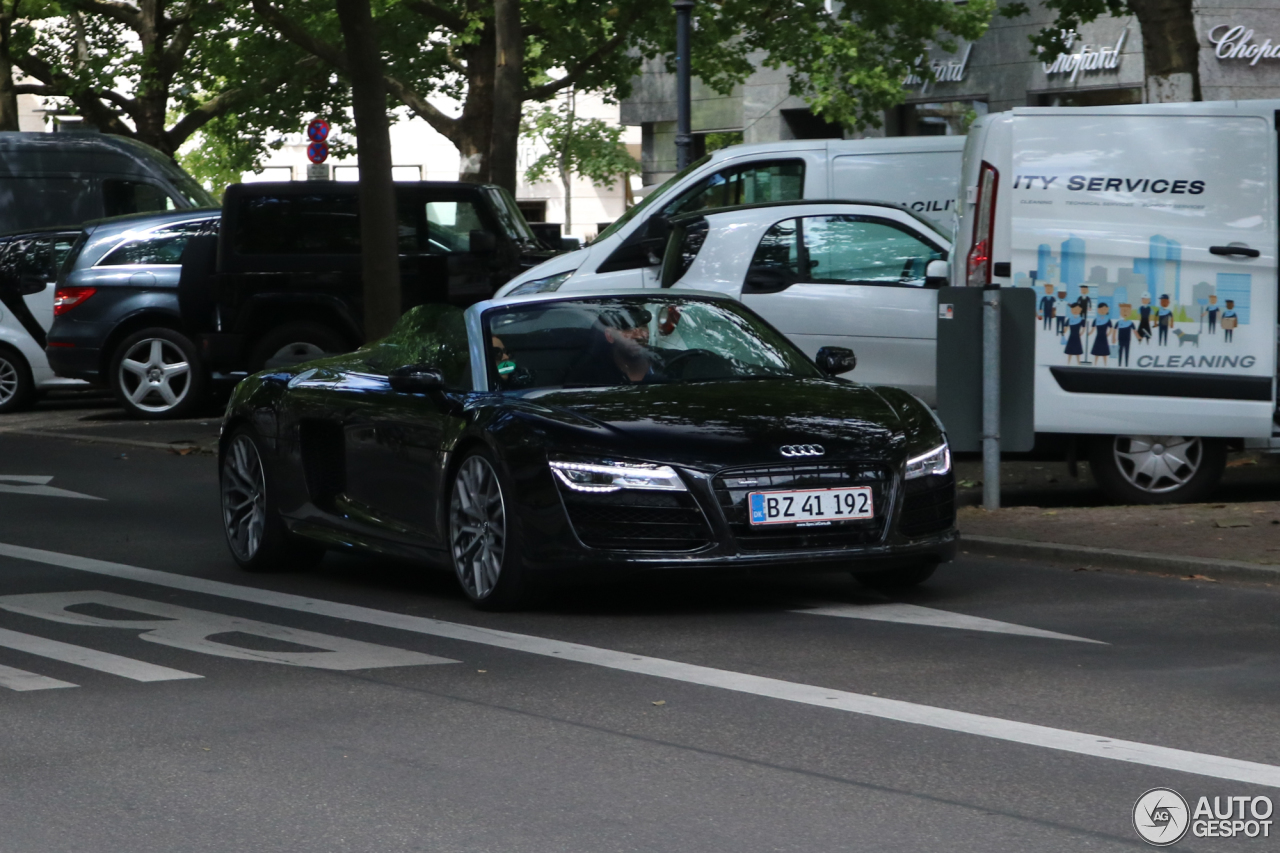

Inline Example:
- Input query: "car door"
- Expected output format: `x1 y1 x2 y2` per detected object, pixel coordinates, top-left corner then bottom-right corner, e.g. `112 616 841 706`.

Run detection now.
739 212 947 404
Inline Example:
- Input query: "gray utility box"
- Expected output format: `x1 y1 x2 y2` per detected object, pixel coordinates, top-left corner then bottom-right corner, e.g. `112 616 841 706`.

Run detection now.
935 287 1035 453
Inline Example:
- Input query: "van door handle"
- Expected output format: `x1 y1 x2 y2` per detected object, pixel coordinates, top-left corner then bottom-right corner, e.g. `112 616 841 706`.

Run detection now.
1209 245 1260 258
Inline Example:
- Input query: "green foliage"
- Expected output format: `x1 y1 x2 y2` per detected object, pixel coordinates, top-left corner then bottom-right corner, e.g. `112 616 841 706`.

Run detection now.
703 131 743 153
1002 0 1131 62
522 99 639 188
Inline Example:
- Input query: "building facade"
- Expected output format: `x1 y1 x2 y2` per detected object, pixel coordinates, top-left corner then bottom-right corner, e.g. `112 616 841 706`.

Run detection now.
621 0 1280 186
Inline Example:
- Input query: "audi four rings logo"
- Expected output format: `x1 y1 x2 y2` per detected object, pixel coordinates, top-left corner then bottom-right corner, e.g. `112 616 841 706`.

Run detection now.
780 444 825 457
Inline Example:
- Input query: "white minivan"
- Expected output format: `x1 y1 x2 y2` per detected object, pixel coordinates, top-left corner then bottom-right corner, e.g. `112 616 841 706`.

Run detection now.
498 136 964 297
955 99 1280 502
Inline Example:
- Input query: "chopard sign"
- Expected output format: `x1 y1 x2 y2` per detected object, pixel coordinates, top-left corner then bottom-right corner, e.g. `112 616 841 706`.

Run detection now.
1042 30 1126 81
905 43 972 91
1209 25 1280 65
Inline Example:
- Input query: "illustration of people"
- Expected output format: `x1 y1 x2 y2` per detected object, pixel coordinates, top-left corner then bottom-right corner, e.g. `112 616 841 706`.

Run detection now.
1137 293 1153 344
1063 303 1085 365
1038 283 1056 330
1054 290 1069 334
1115 303 1135 367
1204 294 1219 335
1156 294 1174 346
1090 302 1113 366
1075 285 1092 324
1222 299 1237 342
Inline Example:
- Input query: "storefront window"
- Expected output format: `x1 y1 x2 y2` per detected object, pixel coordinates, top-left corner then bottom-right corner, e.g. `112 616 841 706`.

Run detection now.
893 101 987 136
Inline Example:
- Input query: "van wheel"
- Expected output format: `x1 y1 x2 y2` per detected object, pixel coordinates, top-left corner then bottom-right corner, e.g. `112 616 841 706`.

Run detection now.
1090 435 1226 505
110 328 206 420
0 346 35 414
249 322 351 372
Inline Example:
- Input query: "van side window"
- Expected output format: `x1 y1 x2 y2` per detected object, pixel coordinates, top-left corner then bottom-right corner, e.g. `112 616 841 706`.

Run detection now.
663 161 804 217
425 201 487 254
233 194 360 254
799 215 943 287
4 238 54 281
103 180 175 217
97 221 209 266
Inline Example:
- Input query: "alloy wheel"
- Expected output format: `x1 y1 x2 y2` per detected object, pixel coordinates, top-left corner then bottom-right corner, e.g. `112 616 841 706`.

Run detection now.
1112 435 1203 495
0 356 17 406
222 434 267 562
450 456 506 600
118 337 191 413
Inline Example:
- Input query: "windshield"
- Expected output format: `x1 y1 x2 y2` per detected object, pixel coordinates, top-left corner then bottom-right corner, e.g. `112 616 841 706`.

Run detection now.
484 296 822 391
591 155 712 244
482 186 540 245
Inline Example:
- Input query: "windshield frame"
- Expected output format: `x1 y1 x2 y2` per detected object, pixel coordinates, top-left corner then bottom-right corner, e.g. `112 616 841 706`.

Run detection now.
480 295 824 392
590 154 712 245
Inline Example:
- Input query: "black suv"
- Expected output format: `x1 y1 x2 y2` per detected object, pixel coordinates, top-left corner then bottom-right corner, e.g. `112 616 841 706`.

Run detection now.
47 181 553 418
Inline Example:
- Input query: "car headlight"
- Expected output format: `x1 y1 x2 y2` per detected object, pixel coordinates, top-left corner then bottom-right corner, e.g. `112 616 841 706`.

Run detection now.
905 442 951 480
549 459 686 493
507 270 575 296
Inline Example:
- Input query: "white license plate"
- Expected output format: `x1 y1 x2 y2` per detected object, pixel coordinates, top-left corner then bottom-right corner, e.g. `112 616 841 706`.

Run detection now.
748 487 873 526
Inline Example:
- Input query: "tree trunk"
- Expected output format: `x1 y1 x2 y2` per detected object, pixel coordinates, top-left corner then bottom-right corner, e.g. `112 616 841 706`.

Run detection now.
455 21 496 183
0 18 20 132
335 0 401 341
1130 0 1200 102
487 0 522 194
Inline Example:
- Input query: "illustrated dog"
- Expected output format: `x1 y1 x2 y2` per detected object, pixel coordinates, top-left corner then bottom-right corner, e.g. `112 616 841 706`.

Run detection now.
1173 329 1200 348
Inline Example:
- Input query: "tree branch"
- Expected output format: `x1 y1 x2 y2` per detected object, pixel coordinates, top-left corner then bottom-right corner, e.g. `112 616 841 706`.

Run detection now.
522 30 628 100
250 0 349 71
402 0 466 33
64 0 142 31
13 50 137 137
382 72 459 141
164 84 242 148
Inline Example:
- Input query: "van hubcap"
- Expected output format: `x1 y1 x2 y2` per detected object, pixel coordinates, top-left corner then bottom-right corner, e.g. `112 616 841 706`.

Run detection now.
1113 435 1201 494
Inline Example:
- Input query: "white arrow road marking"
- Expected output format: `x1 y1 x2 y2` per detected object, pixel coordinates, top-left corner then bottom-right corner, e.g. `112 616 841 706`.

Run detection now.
0 626 200 682
0 540 1277 788
0 476 104 501
790 602 1105 644
0 661 76 691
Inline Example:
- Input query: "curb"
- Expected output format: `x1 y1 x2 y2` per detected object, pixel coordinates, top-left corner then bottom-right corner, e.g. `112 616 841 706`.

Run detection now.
3 429 217 455
963 534 1280 584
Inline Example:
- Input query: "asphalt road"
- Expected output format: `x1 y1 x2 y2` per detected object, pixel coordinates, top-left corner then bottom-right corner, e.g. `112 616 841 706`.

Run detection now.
1 430 1279 852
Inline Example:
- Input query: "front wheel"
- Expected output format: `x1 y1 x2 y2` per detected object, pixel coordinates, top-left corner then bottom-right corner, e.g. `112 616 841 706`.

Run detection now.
110 327 207 420
221 426 325 573
1089 435 1226 505
0 346 35 414
448 448 531 610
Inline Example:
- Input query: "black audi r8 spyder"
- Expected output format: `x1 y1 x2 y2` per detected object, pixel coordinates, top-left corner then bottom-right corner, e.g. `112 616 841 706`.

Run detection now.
219 291 956 609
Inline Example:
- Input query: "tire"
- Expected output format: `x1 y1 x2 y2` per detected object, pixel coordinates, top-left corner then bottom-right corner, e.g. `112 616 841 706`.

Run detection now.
220 425 326 573
110 327 207 420
448 447 531 610
0 346 35 414
1090 434 1226 505
248 322 351 373
853 561 938 591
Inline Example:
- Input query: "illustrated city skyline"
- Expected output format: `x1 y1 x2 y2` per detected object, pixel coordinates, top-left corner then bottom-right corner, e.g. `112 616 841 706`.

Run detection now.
1013 234 1252 324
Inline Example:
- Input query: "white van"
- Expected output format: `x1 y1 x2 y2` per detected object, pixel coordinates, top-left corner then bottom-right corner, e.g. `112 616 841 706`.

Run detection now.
955 99 1280 503
498 136 964 297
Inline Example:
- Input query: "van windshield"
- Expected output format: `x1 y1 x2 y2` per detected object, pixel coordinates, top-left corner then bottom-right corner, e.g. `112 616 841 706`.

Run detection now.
591 155 711 245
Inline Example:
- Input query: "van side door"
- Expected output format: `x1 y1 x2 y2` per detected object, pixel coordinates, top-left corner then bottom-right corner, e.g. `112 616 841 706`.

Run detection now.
739 212 947 404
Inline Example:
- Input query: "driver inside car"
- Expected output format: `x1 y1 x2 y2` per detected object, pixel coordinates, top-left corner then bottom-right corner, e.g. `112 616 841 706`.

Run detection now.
564 306 664 386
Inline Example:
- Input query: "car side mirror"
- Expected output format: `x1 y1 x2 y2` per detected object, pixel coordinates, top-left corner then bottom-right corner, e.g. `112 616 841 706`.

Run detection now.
815 346 856 376
388 365 444 394
469 230 497 254
743 267 794 294
925 259 950 288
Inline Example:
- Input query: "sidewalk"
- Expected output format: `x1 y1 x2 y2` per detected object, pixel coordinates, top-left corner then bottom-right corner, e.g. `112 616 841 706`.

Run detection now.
0 392 221 453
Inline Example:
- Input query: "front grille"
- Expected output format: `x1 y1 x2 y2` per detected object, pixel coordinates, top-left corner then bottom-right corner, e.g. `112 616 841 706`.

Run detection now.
899 474 955 538
560 490 712 551
713 463 891 552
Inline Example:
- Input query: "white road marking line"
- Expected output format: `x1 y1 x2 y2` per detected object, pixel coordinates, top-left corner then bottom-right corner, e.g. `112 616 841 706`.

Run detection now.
0 540 1277 788
0 626 201 682
0 475 104 501
0 661 77 691
791 602 1105 644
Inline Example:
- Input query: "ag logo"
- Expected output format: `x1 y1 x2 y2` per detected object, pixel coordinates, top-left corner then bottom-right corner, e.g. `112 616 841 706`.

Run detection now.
1133 788 1190 846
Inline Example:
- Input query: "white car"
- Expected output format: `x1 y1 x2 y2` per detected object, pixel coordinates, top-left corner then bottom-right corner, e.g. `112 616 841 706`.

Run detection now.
498 136 963 299
0 228 87 412
663 200 951 405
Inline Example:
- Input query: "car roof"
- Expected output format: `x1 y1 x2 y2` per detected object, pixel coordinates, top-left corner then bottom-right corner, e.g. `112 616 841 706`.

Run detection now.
477 288 736 312
84 207 221 238
672 198 951 242
0 225 86 240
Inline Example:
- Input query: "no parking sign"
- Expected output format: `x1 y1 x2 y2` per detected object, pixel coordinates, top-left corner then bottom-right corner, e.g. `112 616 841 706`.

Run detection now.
306 118 330 164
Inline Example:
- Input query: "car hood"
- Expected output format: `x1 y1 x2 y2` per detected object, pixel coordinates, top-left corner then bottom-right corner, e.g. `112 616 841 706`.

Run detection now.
501 379 907 470
494 246 588 297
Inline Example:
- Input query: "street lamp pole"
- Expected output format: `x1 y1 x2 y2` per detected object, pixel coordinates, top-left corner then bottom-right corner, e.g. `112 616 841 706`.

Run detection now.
673 0 694 170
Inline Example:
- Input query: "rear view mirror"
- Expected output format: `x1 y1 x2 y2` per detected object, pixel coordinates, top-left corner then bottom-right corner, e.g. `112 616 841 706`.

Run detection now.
815 346 856 376
468 230 497 254
925 259 950 288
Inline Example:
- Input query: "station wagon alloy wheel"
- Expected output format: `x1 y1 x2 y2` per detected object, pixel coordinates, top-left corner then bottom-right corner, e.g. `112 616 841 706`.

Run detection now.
1112 435 1202 495
450 455 507 601
117 337 192 413
0 355 18 406
222 433 267 563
